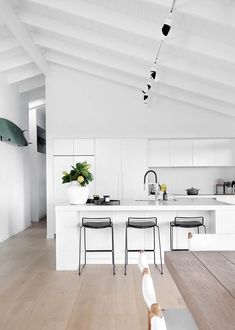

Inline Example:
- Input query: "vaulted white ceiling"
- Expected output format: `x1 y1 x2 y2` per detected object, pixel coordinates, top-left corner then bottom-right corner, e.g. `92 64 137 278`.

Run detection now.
0 0 234 116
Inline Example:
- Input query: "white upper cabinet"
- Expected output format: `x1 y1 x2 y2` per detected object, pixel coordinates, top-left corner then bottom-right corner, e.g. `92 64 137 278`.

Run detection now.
170 140 193 167
193 139 216 166
53 138 73 155
73 139 94 155
121 139 148 200
215 139 235 166
95 139 121 199
148 139 170 167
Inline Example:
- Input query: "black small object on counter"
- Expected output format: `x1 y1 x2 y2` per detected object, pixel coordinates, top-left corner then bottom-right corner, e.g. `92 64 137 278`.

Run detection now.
163 190 168 201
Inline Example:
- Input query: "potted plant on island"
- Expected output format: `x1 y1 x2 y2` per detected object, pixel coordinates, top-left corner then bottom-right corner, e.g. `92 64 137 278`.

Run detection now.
62 161 94 204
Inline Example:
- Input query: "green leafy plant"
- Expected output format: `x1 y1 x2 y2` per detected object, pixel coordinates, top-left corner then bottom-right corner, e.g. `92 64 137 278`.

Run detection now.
62 161 94 187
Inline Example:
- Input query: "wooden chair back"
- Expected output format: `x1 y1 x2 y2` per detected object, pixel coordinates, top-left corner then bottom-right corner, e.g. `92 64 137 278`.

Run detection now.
138 252 167 330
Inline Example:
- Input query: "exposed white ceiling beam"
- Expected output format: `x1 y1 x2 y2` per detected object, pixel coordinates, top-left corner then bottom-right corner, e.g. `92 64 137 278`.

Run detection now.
24 0 235 47
0 37 19 53
159 67 235 105
46 51 235 117
24 0 160 40
21 11 235 89
24 12 235 69
156 82 235 117
35 33 235 102
0 53 32 72
24 15 154 63
18 74 45 93
0 0 48 75
7 63 41 84
148 0 235 29
34 34 147 77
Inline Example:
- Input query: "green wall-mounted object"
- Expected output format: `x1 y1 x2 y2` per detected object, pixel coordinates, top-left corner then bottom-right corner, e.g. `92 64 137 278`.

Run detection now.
0 118 28 146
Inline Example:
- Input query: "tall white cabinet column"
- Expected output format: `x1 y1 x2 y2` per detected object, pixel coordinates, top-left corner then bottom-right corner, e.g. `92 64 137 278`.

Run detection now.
95 139 121 199
121 139 148 200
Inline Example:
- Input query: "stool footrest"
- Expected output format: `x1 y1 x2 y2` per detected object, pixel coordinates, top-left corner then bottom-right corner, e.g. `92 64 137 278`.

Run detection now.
126 249 155 252
85 249 113 252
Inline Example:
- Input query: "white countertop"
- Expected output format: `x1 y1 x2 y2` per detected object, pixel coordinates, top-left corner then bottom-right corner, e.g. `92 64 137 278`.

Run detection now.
55 198 235 212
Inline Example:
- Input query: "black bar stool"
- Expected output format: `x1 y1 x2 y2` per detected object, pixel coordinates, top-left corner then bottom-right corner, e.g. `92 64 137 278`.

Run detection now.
79 217 115 275
124 217 163 275
170 216 206 251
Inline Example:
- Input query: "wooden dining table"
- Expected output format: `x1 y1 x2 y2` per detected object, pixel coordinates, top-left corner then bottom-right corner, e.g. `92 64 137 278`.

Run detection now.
165 251 235 330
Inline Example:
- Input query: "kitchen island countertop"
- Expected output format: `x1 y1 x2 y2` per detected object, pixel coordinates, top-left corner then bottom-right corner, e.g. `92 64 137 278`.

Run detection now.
55 198 235 212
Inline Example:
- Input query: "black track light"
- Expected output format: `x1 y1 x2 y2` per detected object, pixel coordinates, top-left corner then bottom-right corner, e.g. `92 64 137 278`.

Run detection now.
162 13 173 37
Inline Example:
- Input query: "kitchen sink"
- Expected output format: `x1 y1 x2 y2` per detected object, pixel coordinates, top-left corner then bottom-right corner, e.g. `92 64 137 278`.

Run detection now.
135 199 178 202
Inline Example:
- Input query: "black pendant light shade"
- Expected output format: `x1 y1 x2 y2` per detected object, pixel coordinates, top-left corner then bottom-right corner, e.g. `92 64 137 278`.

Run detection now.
162 23 171 36
150 70 156 80
162 13 173 37
142 0 176 104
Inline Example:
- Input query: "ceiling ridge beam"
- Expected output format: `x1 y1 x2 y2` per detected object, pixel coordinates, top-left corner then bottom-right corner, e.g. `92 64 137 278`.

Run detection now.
7 63 41 84
0 0 48 75
0 54 33 72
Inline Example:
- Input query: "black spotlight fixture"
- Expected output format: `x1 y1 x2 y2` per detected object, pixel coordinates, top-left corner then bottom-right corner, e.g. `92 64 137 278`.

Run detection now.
142 0 176 104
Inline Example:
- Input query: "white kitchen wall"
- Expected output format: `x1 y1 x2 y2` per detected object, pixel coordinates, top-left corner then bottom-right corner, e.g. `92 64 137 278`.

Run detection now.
46 64 235 237
152 167 235 195
0 76 31 243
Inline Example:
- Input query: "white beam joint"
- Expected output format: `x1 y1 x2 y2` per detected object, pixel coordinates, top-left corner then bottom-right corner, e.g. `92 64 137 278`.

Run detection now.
0 0 48 75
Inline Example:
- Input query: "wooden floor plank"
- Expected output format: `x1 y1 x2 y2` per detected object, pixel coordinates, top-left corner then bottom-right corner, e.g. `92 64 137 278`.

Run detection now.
220 251 235 265
0 221 185 330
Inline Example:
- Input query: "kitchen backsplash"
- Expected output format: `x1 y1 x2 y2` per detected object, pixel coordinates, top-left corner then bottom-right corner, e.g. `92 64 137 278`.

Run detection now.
151 167 235 194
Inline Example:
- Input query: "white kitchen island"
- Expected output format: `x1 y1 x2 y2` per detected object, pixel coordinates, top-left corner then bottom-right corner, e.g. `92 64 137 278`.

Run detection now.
55 198 235 270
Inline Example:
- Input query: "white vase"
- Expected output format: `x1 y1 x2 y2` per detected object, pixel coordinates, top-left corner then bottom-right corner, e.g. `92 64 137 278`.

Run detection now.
67 181 89 204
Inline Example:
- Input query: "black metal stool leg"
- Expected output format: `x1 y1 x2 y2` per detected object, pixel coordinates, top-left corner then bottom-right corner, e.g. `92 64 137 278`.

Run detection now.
124 225 128 275
197 227 200 234
84 227 87 266
111 225 115 275
153 226 156 266
170 224 173 251
78 225 83 275
203 225 207 234
157 226 163 275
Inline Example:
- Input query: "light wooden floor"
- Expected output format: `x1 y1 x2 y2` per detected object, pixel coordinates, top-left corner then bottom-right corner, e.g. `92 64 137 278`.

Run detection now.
0 221 185 330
